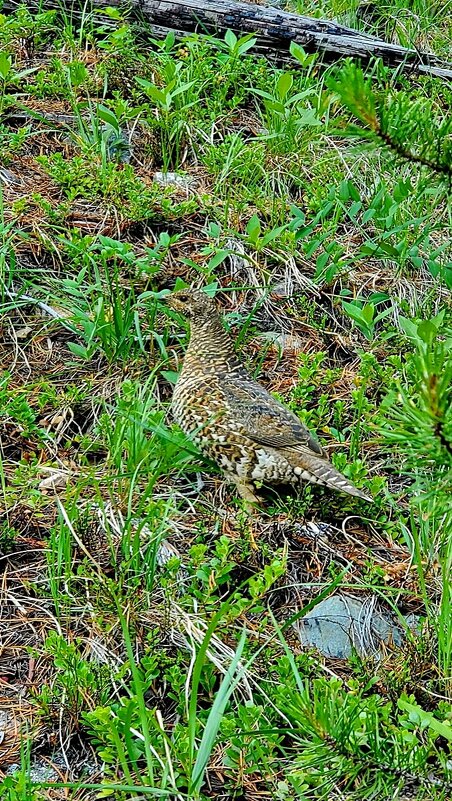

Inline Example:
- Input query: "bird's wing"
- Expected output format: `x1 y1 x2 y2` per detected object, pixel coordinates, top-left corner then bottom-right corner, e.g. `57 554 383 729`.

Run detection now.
221 373 325 457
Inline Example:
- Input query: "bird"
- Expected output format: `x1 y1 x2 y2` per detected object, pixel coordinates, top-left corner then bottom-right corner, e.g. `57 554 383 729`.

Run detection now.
166 288 372 506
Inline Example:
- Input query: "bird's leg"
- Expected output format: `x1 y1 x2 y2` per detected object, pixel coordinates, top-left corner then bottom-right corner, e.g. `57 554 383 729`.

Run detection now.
235 481 260 507
230 477 260 549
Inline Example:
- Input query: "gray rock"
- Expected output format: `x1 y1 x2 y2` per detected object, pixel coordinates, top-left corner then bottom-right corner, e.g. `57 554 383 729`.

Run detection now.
258 331 305 352
7 749 98 782
405 613 422 633
0 167 21 185
153 171 195 191
296 594 404 659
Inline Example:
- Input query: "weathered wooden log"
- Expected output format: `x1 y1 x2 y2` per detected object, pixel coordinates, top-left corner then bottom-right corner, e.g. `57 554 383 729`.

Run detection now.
3 0 452 79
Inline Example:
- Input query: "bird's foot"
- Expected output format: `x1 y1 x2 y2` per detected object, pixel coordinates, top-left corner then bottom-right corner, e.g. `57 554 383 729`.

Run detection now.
234 480 261 507
237 482 260 551
232 480 261 549
249 525 259 550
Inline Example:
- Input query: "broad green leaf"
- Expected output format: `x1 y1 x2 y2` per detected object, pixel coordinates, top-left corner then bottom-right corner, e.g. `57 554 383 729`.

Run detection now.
295 108 322 127
417 320 438 345
276 71 293 100
135 76 152 89
290 89 315 104
136 78 167 105
224 29 237 49
361 304 375 324
207 249 230 269
0 51 11 80
246 214 261 242
342 301 367 325
315 252 329 273
67 341 91 359
251 88 275 102
368 291 390 303
170 79 197 98
338 180 350 202
100 5 123 18
203 282 219 297
362 208 376 223
261 225 287 245
289 41 308 65
348 200 363 219
264 99 286 114
97 104 120 132
237 36 256 55
161 370 179 384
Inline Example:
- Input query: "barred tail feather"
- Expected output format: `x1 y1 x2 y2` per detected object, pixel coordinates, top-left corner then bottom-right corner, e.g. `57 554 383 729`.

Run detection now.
294 458 372 502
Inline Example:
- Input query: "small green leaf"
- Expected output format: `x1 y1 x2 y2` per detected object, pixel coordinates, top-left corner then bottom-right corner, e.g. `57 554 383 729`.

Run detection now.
398 699 452 741
203 281 219 298
99 6 123 19
161 370 180 384
207 249 230 269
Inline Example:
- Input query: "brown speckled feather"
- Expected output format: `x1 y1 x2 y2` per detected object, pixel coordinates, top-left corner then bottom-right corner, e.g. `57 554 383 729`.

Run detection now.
220 374 325 456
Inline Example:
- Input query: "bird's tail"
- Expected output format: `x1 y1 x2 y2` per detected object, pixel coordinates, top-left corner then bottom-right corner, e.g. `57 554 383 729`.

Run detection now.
294 456 372 502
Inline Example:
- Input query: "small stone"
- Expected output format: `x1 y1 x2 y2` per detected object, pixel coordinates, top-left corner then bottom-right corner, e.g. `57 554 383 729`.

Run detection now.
153 171 195 191
259 331 305 352
0 167 20 185
15 326 33 340
295 594 404 659
38 470 70 492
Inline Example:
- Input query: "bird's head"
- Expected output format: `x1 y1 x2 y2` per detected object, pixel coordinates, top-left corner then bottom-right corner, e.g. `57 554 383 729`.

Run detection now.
166 288 216 322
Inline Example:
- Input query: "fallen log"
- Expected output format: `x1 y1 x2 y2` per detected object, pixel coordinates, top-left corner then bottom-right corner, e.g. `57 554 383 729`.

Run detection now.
3 0 452 79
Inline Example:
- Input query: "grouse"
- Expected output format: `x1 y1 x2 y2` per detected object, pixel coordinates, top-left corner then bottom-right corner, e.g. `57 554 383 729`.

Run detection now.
167 289 372 505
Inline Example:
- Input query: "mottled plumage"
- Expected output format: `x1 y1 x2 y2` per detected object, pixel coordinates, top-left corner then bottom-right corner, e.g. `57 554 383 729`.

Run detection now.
167 289 372 505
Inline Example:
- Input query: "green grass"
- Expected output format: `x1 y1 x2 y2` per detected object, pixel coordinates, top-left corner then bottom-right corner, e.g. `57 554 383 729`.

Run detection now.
0 2 451 799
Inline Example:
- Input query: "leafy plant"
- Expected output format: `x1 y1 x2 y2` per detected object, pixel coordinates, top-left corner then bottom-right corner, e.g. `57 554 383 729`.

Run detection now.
0 50 37 112
243 213 289 252
341 293 394 340
68 98 131 168
252 69 321 152
0 372 49 443
380 312 452 480
329 62 452 180
136 62 200 170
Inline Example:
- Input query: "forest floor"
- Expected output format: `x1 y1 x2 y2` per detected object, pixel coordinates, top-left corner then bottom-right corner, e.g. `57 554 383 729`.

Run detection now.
0 1 451 799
